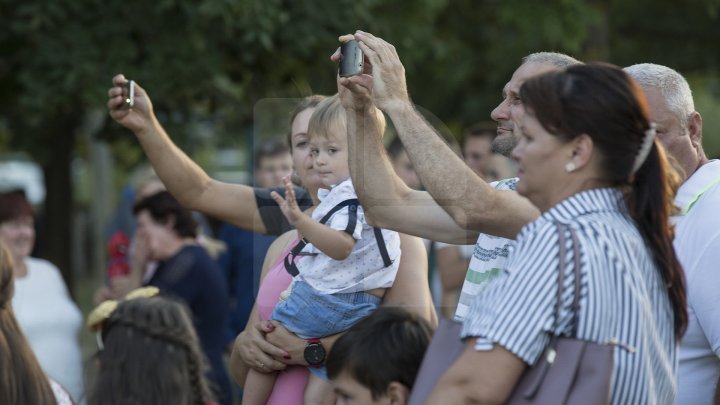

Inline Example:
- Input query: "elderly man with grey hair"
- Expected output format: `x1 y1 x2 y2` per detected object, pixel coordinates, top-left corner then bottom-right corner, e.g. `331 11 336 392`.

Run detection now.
625 63 720 405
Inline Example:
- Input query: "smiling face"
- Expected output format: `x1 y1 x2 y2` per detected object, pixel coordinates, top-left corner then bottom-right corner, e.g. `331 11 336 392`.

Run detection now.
511 109 575 210
310 131 351 187
290 107 323 191
490 62 559 156
0 216 35 263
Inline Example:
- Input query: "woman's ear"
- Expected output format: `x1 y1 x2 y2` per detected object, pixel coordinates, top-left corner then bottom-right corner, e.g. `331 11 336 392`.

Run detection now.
571 133 595 170
386 381 410 405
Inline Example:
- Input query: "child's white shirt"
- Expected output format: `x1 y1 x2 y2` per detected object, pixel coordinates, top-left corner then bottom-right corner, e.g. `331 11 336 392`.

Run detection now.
295 178 401 294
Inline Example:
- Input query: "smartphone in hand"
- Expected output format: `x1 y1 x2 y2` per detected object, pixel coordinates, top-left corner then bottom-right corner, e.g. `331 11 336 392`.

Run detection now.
339 40 363 77
121 80 135 109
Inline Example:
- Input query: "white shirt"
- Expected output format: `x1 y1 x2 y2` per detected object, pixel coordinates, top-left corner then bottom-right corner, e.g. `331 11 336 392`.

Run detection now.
454 178 517 321
674 159 720 405
13 257 84 404
296 179 401 294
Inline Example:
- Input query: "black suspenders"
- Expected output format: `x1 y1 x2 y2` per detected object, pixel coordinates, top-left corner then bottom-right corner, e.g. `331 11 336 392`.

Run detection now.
284 198 393 277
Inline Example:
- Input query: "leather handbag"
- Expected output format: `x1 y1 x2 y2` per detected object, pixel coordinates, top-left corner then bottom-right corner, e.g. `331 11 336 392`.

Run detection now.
505 222 613 405
408 222 613 405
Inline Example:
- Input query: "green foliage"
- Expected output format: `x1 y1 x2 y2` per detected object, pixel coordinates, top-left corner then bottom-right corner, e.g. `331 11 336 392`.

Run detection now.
1 0 719 168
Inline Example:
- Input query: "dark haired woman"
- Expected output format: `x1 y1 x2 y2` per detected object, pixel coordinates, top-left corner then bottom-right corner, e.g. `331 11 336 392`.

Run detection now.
0 190 84 402
132 191 231 405
0 241 73 404
429 63 687 404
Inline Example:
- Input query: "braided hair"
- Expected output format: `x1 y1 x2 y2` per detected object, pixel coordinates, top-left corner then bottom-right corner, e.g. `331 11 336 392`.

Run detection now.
88 296 214 405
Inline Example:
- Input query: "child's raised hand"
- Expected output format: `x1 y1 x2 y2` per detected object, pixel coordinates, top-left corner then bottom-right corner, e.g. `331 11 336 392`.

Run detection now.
270 176 307 226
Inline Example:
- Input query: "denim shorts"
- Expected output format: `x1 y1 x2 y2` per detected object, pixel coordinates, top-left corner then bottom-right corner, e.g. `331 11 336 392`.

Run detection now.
271 279 381 339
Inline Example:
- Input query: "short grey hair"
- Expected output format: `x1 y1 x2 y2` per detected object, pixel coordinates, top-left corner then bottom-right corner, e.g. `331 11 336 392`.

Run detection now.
623 63 695 125
522 52 582 69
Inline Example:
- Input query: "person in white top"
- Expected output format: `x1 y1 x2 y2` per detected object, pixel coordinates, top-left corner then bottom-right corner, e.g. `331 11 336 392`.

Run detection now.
242 95 400 405
625 63 720 405
0 190 84 404
0 238 75 405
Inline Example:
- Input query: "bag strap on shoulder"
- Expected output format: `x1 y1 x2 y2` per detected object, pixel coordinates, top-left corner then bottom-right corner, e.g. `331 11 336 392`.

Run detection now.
553 222 582 338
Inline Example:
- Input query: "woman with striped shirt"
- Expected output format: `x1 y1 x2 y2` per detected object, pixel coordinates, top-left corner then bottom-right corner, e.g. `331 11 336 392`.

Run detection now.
428 63 687 404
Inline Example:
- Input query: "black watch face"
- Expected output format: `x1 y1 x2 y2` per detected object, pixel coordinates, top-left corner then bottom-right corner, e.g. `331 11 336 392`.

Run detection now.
304 343 326 366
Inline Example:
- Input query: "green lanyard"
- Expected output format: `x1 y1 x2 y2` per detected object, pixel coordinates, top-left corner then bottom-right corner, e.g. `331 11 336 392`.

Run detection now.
682 174 720 215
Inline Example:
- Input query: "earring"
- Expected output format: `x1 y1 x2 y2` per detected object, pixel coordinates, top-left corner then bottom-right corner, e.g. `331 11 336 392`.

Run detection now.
565 162 576 173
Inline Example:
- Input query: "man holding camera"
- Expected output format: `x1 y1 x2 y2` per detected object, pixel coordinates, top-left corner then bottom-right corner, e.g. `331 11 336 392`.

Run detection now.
336 31 719 404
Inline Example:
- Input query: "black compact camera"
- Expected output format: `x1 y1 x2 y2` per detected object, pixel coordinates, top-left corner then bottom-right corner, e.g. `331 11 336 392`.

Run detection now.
339 40 363 77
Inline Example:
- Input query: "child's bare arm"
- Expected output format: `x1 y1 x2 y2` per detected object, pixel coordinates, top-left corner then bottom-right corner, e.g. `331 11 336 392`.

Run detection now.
271 177 356 260
294 214 356 260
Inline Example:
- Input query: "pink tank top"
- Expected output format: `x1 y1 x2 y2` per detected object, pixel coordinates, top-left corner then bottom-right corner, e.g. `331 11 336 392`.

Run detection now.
256 238 309 405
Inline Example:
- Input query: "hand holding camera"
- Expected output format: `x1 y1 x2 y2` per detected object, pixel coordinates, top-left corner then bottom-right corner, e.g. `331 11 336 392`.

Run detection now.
121 80 134 109
339 40 364 78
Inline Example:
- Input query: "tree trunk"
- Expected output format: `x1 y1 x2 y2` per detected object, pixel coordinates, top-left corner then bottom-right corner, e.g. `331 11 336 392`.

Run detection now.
40 115 78 296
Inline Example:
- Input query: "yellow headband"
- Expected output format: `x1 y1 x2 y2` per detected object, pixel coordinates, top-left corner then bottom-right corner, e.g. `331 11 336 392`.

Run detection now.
86 286 160 332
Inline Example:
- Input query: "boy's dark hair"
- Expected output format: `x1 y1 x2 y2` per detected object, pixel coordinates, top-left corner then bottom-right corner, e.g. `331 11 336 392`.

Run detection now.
254 138 290 169
327 307 433 400
462 122 496 143
132 191 198 239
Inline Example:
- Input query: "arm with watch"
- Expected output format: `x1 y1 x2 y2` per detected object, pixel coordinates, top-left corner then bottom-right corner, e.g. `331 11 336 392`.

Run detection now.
231 233 435 380
259 232 436 368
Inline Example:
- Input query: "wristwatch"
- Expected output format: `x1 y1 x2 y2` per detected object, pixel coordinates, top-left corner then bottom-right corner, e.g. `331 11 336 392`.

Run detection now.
303 338 326 366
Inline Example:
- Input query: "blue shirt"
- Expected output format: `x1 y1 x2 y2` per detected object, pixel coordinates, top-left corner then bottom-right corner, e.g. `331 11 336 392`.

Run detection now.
148 244 231 405
462 188 677 404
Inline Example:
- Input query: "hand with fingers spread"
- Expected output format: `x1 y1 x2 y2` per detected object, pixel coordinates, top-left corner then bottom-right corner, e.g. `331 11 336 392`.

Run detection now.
107 74 157 135
270 176 309 227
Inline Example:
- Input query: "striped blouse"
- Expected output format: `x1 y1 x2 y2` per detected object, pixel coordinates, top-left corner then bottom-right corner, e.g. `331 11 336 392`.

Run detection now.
461 188 677 404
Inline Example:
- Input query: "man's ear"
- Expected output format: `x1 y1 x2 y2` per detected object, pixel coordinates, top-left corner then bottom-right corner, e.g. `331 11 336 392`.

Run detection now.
386 382 410 405
688 111 703 150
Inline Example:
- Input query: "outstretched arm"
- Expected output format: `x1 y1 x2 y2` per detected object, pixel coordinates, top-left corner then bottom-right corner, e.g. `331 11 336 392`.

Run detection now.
107 74 269 233
270 177 355 260
335 46 479 245
349 32 539 239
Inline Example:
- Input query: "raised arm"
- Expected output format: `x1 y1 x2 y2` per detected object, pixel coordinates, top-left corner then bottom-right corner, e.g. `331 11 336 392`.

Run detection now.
270 177 355 260
349 31 539 239
334 50 478 245
107 74 269 233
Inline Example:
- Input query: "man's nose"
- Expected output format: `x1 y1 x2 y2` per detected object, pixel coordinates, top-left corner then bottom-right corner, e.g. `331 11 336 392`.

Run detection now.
491 101 509 121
